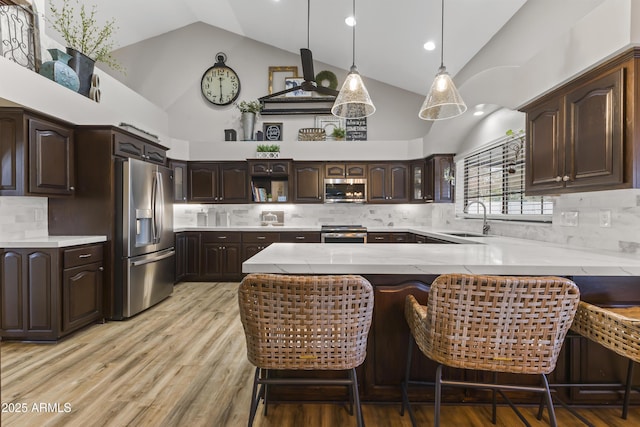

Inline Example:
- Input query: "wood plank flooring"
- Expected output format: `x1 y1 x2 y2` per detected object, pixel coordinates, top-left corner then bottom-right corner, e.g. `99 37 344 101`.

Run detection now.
2 281 639 426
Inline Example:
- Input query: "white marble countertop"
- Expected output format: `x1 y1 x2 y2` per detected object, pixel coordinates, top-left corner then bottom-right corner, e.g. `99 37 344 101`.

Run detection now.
242 238 640 277
0 235 107 249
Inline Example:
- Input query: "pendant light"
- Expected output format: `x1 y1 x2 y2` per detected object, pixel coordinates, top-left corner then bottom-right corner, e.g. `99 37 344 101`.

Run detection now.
418 0 467 120
331 0 375 119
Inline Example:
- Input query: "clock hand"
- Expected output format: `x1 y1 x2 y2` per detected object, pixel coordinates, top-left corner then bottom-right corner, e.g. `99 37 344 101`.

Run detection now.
219 77 223 103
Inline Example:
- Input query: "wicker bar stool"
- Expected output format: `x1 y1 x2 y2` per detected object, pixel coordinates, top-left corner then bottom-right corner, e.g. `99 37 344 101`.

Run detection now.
565 301 640 420
238 274 374 427
400 274 580 427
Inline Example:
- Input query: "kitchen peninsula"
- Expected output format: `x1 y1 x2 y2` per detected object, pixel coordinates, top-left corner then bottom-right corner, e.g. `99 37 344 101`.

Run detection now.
242 233 640 404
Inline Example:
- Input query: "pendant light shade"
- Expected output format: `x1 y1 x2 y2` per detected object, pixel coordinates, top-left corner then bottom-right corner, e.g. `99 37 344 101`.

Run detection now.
331 65 375 118
418 65 466 120
418 0 466 120
332 0 375 119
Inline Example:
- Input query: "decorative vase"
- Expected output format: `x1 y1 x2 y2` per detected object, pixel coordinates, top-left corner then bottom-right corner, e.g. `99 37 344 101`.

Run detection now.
39 48 80 92
66 47 95 97
241 112 256 141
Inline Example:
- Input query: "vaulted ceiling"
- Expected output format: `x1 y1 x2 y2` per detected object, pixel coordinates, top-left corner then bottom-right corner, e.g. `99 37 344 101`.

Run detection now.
47 0 529 96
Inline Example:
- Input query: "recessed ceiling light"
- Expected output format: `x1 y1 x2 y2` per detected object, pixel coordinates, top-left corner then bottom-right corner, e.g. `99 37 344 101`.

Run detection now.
423 41 436 51
345 16 356 26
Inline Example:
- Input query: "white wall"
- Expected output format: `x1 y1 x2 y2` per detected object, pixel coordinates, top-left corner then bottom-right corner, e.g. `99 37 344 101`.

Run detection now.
108 22 431 152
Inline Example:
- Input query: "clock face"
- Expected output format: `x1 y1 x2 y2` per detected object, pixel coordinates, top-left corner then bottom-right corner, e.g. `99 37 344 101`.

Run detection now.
201 65 240 106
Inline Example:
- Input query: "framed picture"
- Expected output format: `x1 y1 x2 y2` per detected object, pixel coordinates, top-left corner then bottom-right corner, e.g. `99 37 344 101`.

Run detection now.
263 122 283 141
285 77 312 97
315 116 345 138
268 66 298 94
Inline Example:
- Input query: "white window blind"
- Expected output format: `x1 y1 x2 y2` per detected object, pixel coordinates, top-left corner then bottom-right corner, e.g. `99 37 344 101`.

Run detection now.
456 134 552 219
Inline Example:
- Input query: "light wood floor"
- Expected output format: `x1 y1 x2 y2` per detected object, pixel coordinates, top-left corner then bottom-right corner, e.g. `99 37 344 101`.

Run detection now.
2 281 639 427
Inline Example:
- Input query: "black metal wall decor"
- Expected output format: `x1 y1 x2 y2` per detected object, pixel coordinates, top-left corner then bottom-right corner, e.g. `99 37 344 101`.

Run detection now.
0 0 41 71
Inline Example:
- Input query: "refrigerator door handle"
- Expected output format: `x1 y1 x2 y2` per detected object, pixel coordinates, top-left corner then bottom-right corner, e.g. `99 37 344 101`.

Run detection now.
131 248 175 267
151 171 164 244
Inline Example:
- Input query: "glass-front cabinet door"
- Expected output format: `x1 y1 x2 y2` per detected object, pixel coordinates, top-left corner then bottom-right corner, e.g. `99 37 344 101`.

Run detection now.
411 160 425 202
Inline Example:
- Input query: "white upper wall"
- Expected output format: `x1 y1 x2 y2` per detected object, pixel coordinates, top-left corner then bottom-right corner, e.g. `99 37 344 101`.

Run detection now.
108 22 432 147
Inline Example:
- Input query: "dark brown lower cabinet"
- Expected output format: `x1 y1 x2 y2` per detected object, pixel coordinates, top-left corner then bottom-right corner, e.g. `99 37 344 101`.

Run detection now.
201 232 242 281
0 243 104 341
175 232 200 282
262 274 640 404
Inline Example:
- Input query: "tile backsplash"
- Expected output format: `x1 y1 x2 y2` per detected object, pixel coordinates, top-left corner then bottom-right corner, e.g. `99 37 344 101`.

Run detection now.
0 197 48 241
174 203 435 228
3 188 638 260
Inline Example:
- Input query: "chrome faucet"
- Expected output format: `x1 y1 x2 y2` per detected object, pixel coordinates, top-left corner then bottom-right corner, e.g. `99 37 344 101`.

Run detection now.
465 200 490 235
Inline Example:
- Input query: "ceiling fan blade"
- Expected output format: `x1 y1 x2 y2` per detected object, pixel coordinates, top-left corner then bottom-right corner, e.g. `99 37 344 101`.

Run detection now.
300 48 315 82
315 85 339 97
260 84 303 100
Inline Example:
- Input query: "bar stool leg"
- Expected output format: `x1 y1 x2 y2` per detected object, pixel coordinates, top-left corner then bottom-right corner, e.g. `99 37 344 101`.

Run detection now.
400 335 417 426
623 359 635 420
434 364 443 427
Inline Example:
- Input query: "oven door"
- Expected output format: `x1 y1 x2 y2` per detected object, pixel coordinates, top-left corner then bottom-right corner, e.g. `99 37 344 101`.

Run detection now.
321 232 367 243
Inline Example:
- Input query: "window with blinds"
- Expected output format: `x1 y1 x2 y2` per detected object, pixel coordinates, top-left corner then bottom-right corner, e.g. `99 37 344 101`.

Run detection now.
457 133 552 219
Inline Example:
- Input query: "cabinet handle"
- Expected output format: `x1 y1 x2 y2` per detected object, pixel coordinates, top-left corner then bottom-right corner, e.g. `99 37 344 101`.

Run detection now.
555 176 562 182
78 254 92 258
257 236 266 240
562 175 571 182
295 236 305 240
374 237 384 240
218 236 227 239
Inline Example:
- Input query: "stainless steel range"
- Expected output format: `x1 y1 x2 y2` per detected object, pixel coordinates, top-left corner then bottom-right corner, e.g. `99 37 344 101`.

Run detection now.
321 225 368 243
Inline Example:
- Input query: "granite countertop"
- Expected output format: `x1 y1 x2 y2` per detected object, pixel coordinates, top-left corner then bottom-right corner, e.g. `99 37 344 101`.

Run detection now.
242 233 640 276
0 235 107 249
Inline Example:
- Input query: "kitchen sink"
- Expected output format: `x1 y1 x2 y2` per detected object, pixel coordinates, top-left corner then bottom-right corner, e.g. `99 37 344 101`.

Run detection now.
442 232 492 238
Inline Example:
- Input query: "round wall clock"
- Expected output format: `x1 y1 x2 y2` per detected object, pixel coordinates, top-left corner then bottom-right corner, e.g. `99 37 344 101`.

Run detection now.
201 52 241 106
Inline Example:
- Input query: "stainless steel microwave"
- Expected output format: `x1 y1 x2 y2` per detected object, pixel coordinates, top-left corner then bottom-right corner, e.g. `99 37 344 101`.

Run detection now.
324 178 366 203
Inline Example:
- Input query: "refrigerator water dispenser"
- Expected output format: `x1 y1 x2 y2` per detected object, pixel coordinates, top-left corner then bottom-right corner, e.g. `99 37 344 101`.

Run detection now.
136 209 153 246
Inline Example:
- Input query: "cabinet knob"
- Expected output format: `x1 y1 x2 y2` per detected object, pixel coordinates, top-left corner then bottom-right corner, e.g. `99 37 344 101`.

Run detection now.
99 267 104 271
555 176 562 182
562 175 571 182
69 186 75 191
183 197 187 201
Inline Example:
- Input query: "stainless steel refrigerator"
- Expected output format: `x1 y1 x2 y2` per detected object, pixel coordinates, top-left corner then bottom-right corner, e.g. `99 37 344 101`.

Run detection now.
114 158 175 319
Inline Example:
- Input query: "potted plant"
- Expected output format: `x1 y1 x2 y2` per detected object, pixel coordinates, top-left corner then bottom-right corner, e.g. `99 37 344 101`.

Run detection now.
331 127 346 141
256 144 280 159
236 100 262 140
48 0 124 96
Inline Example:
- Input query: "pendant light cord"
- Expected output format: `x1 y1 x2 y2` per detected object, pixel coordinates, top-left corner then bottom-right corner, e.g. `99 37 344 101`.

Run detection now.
307 0 310 49
440 0 445 68
352 0 356 68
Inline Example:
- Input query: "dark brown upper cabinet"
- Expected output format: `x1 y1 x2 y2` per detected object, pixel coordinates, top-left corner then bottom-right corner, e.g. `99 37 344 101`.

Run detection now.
170 160 188 203
248 159 290 176
367 163 409 203
189 162 249 203
292 162 324 203
325 163 366 178
411 155 455 203
0 108 74 196
521 48 640 195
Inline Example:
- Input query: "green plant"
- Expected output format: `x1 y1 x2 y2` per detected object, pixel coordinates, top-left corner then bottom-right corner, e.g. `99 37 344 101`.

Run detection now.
506 128 524 142
48 0 124 72
236 100 262 113
331 127 346 139
256 144 280 152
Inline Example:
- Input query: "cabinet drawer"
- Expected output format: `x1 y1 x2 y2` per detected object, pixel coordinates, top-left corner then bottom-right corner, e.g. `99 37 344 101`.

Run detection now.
279 232 321 243
242 232 280 243
64 244 104 269
368 233 391 243
201 232 241 243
